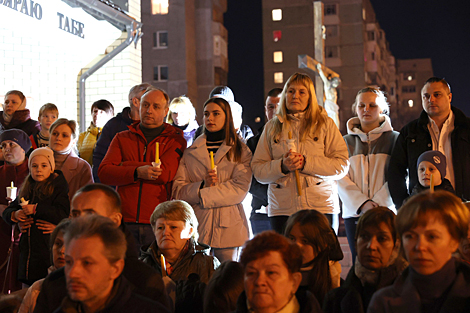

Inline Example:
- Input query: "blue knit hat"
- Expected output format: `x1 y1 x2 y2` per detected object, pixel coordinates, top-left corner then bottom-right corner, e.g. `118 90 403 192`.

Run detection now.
417 150 447 178
0 129 31 152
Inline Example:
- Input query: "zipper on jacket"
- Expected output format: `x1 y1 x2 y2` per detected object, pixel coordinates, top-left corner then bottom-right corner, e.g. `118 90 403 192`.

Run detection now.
367 133 371 199
135 143 147 223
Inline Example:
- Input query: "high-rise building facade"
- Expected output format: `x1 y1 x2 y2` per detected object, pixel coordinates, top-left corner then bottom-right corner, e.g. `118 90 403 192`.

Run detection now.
141 0 228 119
395 58 433 131
262 0 403 131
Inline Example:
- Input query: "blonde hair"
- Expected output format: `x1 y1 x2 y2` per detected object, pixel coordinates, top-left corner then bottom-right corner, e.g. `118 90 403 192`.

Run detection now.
271 73 326 142
38 103 59 118
351 87 389 115
166 96 196 124
150 200 199 242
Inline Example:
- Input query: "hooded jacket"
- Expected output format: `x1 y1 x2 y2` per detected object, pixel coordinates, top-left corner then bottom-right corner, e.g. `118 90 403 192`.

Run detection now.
338 115 398 219
99 122 186 224
172 135 251 248
251 111 349 216
0 110 41 136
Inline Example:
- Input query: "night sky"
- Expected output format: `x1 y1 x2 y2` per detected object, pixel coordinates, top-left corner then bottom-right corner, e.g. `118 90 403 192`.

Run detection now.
224 0 470 132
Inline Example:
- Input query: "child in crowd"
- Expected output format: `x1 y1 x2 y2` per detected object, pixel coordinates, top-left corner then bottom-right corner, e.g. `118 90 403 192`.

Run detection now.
30 103 59 150
77 99 114 166
2 147 69 286
284 210 344 305
410 150 455 197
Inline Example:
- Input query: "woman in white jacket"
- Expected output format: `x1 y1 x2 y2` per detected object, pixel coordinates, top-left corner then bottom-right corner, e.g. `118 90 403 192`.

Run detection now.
338 87 399 261
251 73 349 234
172 97 251 263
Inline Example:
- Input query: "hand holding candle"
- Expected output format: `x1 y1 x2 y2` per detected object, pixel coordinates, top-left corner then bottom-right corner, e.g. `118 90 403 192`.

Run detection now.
288 132 302 196
161 254 166 277
430 173 434 193
210 151 215 170
6 181 17 201
152 142 161 168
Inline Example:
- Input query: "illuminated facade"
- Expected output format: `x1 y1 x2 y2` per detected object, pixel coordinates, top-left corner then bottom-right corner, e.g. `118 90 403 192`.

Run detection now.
141 0 228 120
0 0 142 127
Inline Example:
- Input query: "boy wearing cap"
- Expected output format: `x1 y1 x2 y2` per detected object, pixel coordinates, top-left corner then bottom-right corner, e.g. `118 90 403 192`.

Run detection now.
409 150 455 198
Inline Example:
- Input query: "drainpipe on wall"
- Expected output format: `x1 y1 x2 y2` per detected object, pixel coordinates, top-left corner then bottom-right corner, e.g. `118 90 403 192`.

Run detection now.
62 0 143 132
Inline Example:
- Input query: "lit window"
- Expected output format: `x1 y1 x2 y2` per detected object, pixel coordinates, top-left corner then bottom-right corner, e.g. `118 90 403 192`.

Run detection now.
274 72 283 84
152 0 169 15
273 30 282 42
408 76 412 81
272 9 282 21
408 100 414 107
324 4 337 16
273 51 283 63
404 73 415 81
153 31 168 48
153 66 168 81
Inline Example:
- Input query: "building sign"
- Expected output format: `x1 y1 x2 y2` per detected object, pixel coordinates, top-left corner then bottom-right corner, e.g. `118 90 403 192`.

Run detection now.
1 0 43 19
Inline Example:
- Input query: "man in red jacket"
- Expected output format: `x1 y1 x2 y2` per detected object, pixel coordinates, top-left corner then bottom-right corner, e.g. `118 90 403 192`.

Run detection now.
98 88 186 247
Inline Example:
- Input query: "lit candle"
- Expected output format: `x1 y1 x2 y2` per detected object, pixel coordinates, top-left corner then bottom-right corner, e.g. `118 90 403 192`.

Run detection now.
11 181 14 188
430 173 434 193
210 151 215 170
155 142 159 163
160 254 166 277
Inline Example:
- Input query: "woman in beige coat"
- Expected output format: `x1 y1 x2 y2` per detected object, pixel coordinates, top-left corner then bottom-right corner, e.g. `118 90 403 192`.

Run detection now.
251 73 349 234
172 97 251 263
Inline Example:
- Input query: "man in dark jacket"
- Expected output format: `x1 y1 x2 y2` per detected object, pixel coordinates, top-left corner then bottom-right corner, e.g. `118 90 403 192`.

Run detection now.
247 88 282 235
92 83 152 182
388 77 470 208
53 215 170 313
33 184 170 313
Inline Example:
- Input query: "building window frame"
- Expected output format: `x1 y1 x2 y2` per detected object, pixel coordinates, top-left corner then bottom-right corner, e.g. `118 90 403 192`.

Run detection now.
326 46 340 58
154 65 169 81
153 31 168 49
324 4 337 16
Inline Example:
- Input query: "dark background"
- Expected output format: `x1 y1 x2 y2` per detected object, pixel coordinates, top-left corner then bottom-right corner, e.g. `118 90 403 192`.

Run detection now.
224 0 470 133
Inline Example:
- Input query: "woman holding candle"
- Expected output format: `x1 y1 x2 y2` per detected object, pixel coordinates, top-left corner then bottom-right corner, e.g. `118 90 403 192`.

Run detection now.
251 73 349 234
172 97 252 262
49 118 93 202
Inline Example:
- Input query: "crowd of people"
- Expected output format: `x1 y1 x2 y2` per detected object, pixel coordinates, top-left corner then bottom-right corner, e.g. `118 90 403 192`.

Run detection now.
0 73 470 313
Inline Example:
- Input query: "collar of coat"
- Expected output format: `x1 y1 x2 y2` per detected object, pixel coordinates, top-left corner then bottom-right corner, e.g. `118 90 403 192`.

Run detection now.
127 121 183 143
186 134 232 170
417 105 469 130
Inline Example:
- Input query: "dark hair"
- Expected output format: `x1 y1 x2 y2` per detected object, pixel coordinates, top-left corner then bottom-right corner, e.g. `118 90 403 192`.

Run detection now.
64 215 126 263
202 97 243 163
397 190 469 242
355 207 397 243
424 77 451 94
240 231 302 274
91 99 114 115
267 88 283 98
50 218 71 264
73 183 122 213
284 210 342 303
204 261 244 313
